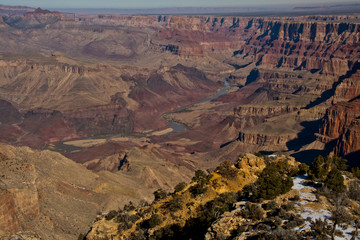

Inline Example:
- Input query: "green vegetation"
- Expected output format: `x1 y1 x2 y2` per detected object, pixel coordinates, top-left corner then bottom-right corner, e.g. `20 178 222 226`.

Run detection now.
191 169 207 182
309 155 347 181
105 210 118 220
215 160 238 180
148 214 162 228
240 202 265 221
251 161 293 200
150 193 236 240
298 163 309 175
348 180 360 201
153 188 168 202
123 201 136 211
164 195 183 212
309 155 330 180
117 213 140 232
324 168 346 193
173 182 187 193
189 169 209 197
94 154 359 240
141 214 162 229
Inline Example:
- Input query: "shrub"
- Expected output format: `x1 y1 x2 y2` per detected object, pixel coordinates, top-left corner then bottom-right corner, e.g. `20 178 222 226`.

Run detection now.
174 182 187 193
138 200 149 207
255 223 271 231
241 203 265 221
281 202 296 211
308 218 331 239
331 155 347 171
165 195 183 212
254 152 264 158
129 229 145 240
189 182 208 197
330 206 350 240
116 213 140 232
123 201 136 211
262 200 278 211
148 214 162 228
283 220 299 229
309 155 347 181
298 163 309 175
292 195 301 201
348 180 360 201
270 227 298 240
105 210 118 220
324 168 346 193
197 193 236 224
253 162 293 200
142 214 162 229
215 160 238 180
309 155 330 181
153 188 167 201
192 170 207 182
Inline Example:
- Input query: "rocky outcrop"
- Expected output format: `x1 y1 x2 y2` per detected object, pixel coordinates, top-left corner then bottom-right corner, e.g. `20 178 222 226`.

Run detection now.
82 152 129 172
319 100 360 139
0 144 104 239
234 105 299 117
316 62 360 158
335 118 360 157
319 98 360 157
64 104 133 136
238 132 296 146
63 141 131 172
333 64 360 102
0 143 191 239
237 19 360 75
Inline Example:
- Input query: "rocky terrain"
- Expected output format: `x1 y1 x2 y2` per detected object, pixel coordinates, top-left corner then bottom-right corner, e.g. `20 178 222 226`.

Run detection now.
85 153 360 240
0 6 360 239
0 142 196 239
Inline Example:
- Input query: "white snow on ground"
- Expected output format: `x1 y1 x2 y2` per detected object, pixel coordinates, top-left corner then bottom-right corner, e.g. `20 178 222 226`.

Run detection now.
292 175 317 203
292 175 359 240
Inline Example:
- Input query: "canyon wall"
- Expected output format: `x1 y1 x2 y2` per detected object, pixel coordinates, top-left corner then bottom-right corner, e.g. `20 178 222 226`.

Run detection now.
0 12 359 158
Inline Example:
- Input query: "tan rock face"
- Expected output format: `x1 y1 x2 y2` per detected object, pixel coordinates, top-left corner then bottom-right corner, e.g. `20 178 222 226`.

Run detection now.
0 144 177 239
235 153 266 176
238 132 296 146
0 144 104 239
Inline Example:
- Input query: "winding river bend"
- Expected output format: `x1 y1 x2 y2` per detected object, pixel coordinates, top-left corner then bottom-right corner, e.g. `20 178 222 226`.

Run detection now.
165 79 230 133
49 80 230 152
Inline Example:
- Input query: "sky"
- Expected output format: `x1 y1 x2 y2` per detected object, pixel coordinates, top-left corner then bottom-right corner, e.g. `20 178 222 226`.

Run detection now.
1 0 357 9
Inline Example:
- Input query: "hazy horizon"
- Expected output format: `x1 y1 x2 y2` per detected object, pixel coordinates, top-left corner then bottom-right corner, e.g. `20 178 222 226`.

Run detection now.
1 0 359 9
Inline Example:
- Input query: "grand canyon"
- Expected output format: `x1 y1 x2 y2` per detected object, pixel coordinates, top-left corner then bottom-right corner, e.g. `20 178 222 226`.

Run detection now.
0 3 359 240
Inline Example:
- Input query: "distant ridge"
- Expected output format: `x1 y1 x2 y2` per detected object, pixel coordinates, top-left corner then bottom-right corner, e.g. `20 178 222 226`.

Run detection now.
53 3 360 15
52 7 273 15
0 5 35 15
1 3 359 16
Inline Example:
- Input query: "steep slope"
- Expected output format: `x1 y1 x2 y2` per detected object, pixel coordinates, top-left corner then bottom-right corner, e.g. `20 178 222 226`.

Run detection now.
85 153 269 239
0 53 220 148
0 143 193 239
84 153 359 240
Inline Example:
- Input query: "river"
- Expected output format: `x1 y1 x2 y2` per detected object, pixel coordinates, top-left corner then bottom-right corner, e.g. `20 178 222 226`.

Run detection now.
48 79 230 152
165 79 230 133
